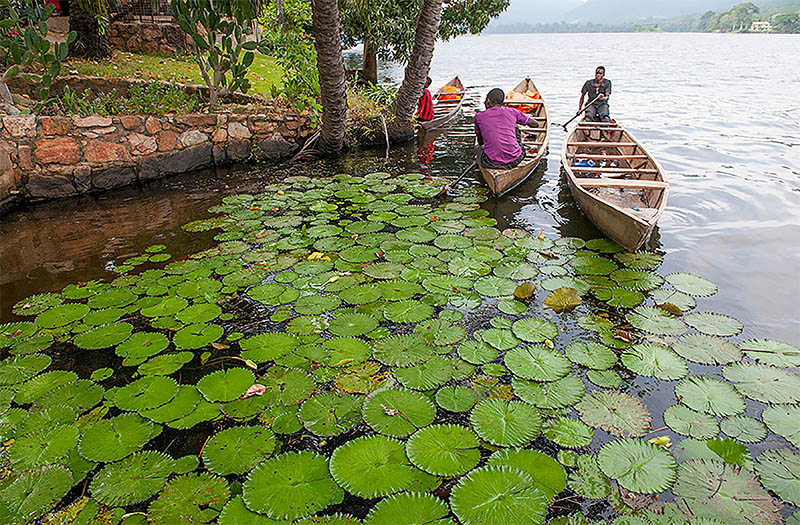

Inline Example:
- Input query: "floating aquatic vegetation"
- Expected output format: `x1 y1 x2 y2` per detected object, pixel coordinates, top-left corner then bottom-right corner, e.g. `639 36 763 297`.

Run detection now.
1 170 797 523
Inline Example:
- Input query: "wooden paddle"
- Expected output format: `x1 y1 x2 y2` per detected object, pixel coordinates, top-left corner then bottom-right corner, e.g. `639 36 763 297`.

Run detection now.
441 161 477 195
561 94 603 131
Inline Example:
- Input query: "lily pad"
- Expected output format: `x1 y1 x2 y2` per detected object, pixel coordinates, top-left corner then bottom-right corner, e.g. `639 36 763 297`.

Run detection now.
511 318 558 343
329 312 379 337
665 273 718 297
0 465 73 523
675 376 745 417
197 368 255 403
512 375 585 410
383 300 433 323
614 252 663 270
577 391 651 438
543 417 594 449
597 439 677 494
299 393 361 436
722 362 800 404
35 303 90 329
435 385 477 412
363 492 449 525
242 451 340 521
671 334 742 365
406 424 480 476
450 465 548 525
620 343 688 380
240 332 299 363
9 423 79 469
610 269 664 291
0 354 52 386
113 376 178 411
627 306 686 335
684 312 743 337
394 355 452 390
474 276 517 297
363 388 435 437
565 342 617 370
673 459 778 523
330 435 421 498
148 473 230 524
762 404 800 447
202 426 276 475
79 413 160 462
755 449 800 506
504 346 571 382
74 322 133 349
470 398 542 447
90 451 176 506
476 328 521 351
173 323 224 349
663 404 719 439
739 338 800 367
260 367 316 406
719 415 767 443
458 341 497 365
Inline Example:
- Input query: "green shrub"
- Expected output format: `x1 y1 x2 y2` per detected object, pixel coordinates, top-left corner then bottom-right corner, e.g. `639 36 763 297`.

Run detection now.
55 82 199 116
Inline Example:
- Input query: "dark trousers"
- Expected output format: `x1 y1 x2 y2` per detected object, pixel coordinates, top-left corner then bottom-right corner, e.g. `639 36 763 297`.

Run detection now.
475 127 526 169
585 102 610 122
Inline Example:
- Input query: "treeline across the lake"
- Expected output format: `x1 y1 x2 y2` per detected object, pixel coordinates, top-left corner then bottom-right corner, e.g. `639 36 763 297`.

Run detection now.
488 2 800 34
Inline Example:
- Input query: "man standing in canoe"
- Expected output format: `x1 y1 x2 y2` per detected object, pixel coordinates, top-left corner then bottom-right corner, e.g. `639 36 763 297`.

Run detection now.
417 77 434 122
579 66 612 122
474 88 539 169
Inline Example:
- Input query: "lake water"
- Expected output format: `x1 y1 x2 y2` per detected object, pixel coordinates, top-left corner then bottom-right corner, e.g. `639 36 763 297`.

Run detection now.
3 32 797 345
0 32 799 522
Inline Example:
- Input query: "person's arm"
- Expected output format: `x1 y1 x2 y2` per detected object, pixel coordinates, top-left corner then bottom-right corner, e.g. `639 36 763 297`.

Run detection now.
475 119 484 145
579 91 586 111
515 109 538 128
603 80 611 101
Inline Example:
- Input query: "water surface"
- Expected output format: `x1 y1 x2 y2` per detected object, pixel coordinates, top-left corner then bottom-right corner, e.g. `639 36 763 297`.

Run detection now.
2 33 799 346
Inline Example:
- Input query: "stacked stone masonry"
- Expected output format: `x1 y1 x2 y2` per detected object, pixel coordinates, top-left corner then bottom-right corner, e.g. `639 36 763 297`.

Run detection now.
0 110 313 209
109 21 195 55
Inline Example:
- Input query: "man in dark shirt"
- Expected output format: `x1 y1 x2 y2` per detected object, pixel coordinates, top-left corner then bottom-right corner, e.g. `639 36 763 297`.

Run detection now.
417 77 434 122
579 66 612 122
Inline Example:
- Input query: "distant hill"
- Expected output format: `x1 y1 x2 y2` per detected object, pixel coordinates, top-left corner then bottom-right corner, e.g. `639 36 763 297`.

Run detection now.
562 0 738 24
489 0 799 26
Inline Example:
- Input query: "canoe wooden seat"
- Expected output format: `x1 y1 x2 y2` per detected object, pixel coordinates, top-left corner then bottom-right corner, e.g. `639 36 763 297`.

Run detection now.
568 154 649 160
577 179 668 190
504 100 543 105
571 167 659 174
567 142 635 147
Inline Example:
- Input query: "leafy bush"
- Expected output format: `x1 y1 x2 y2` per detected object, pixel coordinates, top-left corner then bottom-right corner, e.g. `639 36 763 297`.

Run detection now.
171 0 260 107
0 0 76 113
347 84 397 145
54 82 199 116
256 0 320 122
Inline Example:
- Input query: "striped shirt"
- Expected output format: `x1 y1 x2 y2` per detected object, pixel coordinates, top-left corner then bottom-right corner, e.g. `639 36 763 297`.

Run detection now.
417 89 434 121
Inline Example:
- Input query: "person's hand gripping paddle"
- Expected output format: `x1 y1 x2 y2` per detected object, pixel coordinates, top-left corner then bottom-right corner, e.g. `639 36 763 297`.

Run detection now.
561 94 603 131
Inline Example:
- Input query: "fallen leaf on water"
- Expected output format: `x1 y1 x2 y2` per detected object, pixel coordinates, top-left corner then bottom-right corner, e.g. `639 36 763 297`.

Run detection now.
656 302 683 316
8 329 23 338
648 436 672 448
241 384 266 399
544 339 554 349
537 250 557 259
613 331 634 344
537 229 546 240
544 287 582 313
243 359 257 369
277 190 285 195
514 282 535 300
308 252 325 260
333 358 354 367
200 351 211 364
255 230 270 238
211 342 229 350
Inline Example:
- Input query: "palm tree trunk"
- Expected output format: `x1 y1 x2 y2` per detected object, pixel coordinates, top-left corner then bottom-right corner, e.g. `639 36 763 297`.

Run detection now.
311 0 348 155
391 0 443 136
362 38 378 85
277 0 285 30
69 2 111 60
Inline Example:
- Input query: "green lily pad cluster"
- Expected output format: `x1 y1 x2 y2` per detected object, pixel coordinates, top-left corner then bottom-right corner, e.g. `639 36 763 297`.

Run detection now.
0 171 797 524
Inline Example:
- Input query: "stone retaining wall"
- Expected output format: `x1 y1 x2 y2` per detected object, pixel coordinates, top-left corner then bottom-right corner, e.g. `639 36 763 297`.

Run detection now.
109 21 195 55
0 108 314 210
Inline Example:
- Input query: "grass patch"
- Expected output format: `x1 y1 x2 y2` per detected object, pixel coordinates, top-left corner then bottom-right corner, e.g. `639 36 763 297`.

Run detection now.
66 51 283 96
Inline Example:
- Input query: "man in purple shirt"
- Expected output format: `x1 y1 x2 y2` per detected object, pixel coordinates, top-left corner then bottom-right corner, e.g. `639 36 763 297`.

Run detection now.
474 88 538 169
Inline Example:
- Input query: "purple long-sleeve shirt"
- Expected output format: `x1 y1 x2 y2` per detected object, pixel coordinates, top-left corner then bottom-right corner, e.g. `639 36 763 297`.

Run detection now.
474 106 533 165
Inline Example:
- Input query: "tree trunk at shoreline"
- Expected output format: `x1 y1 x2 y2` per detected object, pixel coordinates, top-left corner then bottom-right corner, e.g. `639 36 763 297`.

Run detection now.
362 38 378 85
311 0 348 155
390 0 443 141
69 3 112 60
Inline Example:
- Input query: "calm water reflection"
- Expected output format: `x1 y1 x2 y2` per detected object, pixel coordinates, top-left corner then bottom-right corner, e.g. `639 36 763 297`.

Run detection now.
2 33 798 345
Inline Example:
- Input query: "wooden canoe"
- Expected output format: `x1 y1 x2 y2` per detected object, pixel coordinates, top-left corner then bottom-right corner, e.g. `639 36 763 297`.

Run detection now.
478 78 550 196
561 120 669 251
420 76 465 132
